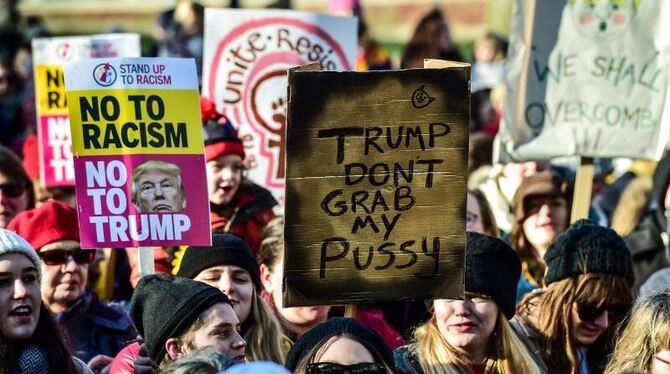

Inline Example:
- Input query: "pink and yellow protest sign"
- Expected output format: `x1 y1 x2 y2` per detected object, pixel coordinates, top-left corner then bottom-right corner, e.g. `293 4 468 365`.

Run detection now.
32 34 140 187
203 9 357 209
64 58 211 248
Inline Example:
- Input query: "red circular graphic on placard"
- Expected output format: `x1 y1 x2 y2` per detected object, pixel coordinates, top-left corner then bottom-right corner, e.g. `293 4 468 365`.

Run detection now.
207 17 351 189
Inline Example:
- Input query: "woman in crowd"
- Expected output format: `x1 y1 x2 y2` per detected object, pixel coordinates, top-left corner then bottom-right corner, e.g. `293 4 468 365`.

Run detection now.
401 8 462 68
176 233 285 363
0 228 90 373
0 144 33 229
258 217 405 350
394 232 540 374
286 317 396 374
509 170 570 288
605 289 670 373
258 218 330 344
467 189 499 237
513 219 635 373
201 97 276 254
129 274 245 371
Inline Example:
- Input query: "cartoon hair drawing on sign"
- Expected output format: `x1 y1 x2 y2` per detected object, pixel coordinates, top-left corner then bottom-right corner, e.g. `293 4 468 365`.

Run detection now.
206 13 355 199
131 160 187 213
568 0 640 40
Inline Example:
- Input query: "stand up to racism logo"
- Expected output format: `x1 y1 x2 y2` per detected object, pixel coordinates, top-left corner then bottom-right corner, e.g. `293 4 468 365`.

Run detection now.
203 9 357 207
93 62 117 87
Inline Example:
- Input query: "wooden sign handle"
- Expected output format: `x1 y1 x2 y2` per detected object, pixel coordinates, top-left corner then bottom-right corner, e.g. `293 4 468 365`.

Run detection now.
138 246 155 278
570 157 594 223
344 304 357 318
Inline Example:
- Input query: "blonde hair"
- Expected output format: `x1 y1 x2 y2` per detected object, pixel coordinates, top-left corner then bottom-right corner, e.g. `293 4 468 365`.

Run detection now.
293 334 394 374
605 289 670 373
244 289 286 364
131 160 186 209
517 273 633 374
411 311 540 374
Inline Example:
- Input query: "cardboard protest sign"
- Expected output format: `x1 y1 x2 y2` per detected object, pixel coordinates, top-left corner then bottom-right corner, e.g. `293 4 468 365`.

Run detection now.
32 34 140 187
63 58 210 248
283 61 469 306
498 0 670 161
203 9 357 208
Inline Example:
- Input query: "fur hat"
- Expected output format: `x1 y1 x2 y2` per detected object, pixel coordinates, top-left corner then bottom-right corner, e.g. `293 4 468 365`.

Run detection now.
512 170 569 222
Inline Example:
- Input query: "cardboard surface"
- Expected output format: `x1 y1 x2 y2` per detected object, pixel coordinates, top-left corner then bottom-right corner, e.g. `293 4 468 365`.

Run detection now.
283 63 469 306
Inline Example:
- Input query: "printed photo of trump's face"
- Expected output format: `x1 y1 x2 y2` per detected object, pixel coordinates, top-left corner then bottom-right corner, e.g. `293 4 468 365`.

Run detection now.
132 160 186 213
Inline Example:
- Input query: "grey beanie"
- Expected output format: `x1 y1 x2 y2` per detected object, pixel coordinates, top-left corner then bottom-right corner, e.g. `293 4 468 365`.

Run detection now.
0 228 41 280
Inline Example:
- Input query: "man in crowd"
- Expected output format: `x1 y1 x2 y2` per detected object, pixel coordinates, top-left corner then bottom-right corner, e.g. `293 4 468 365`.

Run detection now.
110 274 246 373
131 160 186 213
8 200 137 372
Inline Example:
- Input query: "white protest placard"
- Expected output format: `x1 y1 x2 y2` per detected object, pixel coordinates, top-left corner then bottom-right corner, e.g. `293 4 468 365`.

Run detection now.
32 34 140 186
498 0 670 161
64 57 211 248
202 9 357 208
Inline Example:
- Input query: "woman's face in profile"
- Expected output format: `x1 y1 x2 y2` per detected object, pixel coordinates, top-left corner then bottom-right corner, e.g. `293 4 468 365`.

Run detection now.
466 192 486 234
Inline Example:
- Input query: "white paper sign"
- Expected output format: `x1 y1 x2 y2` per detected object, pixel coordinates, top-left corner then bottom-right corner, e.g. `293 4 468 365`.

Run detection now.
202 9 357 208
498 0 670 161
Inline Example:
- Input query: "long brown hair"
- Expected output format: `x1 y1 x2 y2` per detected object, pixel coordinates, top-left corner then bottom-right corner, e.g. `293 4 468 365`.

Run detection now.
244 288 286 363
508 222 546 287
1 303 76 374
411 311 540 374
517 273 633 374
468 189 499 237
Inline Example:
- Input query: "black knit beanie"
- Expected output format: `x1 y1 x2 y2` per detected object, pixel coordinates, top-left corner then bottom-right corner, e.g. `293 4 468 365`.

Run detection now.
465 231 521 319
177 234 261 290
284 318 395 372
129 274 231 363
544 219 634 285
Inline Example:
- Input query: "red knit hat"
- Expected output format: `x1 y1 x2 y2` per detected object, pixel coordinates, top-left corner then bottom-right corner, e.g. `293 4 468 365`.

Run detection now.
22 133 40 181
201 97 245 162
7 200 80 250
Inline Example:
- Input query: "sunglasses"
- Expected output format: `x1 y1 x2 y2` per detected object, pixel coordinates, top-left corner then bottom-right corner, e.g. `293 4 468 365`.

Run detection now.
306 362 386 374
655 355 670 367
39 249 96 266
0 181 25 198
576 302 629 322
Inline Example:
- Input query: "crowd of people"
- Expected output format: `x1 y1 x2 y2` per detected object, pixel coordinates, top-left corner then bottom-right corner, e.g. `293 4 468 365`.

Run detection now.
2 1 670 374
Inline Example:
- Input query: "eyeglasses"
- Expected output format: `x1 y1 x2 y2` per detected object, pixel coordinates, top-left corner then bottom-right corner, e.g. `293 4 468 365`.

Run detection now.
306 363 386 374
39 249 96 266
0 181 26 198
576 302 629 322
140 181 175 195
